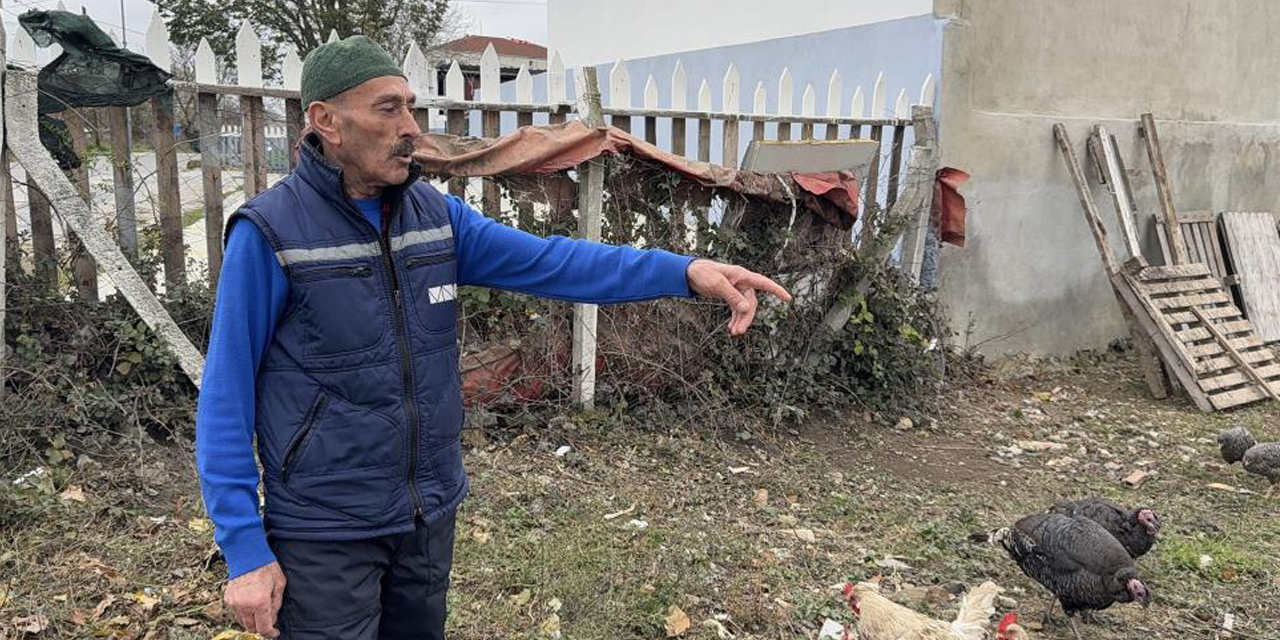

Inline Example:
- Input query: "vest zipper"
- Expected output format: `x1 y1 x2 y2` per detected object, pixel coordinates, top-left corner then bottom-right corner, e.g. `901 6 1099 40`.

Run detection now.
379 204 426 520
281 394 330 483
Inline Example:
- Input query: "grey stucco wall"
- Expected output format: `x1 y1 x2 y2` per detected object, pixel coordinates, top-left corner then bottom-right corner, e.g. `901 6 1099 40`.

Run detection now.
934 0 1280 355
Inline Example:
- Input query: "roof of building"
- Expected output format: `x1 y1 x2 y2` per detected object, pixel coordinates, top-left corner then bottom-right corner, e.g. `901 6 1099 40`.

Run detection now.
436 35 547 59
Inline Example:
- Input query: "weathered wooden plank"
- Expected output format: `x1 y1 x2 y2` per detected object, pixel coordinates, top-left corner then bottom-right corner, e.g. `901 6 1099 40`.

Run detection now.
862 124 884 220
1055 124 1120 275
1202 220 1229 282
241 96 267 198
152 96 185 287
27 183 55 289
885 123 906 212
1150 291 1232 310
1140 113 1189 264
107 106 138 257
1175 320 1255 342
518 111 533 129
697 118 711 163
197 93 226 288
1140 263 1214 280
2 150 16 274
722 118 740 169
482 110 501 217
672 119 687 158
1165 306 1242 324
1184 337 1272 360
65 109 98 299
285 98 303 171
446 109 468 197
1178 210 1216 224
1094 126 1143 259
1196 350 1280 375
899 106 940 283
6 69 204 387
1220 211 1280 342
1139 277 1222 296
572 66 606 410
1199 364 1280 393
1209 385 1277 410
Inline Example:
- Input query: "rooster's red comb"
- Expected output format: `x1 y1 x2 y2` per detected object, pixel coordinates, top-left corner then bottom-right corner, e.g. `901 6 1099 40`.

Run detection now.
842 583 854 596
998 612 1018 632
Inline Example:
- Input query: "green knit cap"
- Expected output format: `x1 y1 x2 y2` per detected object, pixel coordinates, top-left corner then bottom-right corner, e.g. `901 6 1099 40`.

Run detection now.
301 35 405 107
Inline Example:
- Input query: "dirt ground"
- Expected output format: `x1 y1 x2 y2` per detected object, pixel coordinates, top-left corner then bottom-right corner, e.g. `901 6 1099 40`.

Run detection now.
2 350 1278 639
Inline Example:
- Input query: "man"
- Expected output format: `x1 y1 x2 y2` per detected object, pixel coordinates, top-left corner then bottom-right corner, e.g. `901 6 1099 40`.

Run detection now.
197 36 790 640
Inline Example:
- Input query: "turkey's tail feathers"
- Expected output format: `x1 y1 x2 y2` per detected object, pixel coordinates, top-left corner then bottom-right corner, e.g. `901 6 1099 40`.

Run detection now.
950 581 1002 640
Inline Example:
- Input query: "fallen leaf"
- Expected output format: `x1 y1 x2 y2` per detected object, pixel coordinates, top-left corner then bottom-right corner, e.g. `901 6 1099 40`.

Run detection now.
624 519 648 530
751 489 769 506
130 592 160 611
59 485 87 502
173 617 200 627
792 528 816 543
1206 482 1243 493
53 594 68 603
545 598 562 613
511 589 532 607
664 605 691 637
817 619 846 640
539 612 561 638
91 595 116 620
1016 440 1068 452
877 556 913 571
701 618 734 639
11 614 49 634
187 518 211 534
1123 470 1149 487
471 530 491 545
211 631 260 640
894 417 913 431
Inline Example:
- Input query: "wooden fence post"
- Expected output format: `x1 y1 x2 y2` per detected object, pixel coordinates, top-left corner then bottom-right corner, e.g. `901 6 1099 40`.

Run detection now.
146 14 184 288
195 38 226 286
65 109 98 299
572 66 606 410
898 105 940 282
1140 113 1189 265
444 61 468 198
7 69 205 386
107 105 137 258
480 44 502 217
237 22 267 199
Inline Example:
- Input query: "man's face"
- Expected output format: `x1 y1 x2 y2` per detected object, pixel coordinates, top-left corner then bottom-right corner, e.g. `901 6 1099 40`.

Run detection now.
321 76 421 189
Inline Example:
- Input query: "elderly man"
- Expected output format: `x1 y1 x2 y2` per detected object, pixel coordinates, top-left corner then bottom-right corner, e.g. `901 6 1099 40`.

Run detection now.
197 36 790 639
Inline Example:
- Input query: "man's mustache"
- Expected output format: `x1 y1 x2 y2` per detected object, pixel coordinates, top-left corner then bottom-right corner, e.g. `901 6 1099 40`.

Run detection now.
391 139 416 158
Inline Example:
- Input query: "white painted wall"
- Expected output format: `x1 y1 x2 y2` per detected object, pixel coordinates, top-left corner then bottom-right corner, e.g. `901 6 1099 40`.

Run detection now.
547 0 933 67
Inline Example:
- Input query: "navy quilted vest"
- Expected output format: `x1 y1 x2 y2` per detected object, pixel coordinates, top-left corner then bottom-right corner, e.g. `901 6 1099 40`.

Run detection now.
228 134 466 540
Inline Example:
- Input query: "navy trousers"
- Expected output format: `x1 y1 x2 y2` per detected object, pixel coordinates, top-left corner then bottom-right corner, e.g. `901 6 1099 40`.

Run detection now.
269 509 457 639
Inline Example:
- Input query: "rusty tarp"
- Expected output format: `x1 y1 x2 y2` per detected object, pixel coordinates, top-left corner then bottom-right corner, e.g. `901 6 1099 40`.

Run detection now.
932 167 970 247
411 120 861 228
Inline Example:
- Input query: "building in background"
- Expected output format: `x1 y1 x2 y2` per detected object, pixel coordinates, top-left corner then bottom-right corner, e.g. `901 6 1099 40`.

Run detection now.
430 35 547 100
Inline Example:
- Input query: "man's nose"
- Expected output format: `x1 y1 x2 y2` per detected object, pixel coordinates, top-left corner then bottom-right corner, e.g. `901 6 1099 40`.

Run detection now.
399 103 421 138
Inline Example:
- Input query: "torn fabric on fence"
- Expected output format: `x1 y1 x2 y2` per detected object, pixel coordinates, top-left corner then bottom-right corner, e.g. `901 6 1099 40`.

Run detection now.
412 121 861 228
19 9 172 169
932 167 970 247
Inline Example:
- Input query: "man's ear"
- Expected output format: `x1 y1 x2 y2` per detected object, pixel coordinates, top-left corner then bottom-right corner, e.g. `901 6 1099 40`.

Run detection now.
306 101 342 147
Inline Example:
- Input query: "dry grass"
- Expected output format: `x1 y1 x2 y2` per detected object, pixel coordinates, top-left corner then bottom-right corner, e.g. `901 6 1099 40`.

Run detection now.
2 350 1278 639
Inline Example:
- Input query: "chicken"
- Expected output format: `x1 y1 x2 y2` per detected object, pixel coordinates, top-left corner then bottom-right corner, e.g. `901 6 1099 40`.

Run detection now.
995 612 1031 640
1047 498 1160 559
841 580 1001 640
990 513 1151 640
1217 426 1257 464
1242 442 1280 497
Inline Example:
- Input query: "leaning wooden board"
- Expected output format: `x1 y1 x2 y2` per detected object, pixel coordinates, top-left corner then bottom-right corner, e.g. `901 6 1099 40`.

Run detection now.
1220 212 1280 343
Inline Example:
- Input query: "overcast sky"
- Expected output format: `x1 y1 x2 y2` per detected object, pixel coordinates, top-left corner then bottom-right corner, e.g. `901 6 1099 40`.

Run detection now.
3 0 549 57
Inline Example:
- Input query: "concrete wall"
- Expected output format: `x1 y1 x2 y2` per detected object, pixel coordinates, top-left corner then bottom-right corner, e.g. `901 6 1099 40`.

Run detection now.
547 0 932 67
934 0 1280 355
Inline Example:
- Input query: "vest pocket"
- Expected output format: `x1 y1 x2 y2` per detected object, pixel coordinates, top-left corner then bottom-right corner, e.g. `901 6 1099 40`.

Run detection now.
404 252 458 336
291 262 386 357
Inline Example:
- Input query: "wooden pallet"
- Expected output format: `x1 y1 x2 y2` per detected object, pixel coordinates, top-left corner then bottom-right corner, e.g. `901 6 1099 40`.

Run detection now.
1123 263 1280 411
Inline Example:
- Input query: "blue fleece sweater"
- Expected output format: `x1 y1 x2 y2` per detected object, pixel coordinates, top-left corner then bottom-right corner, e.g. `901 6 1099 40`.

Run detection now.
197 193 694 579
